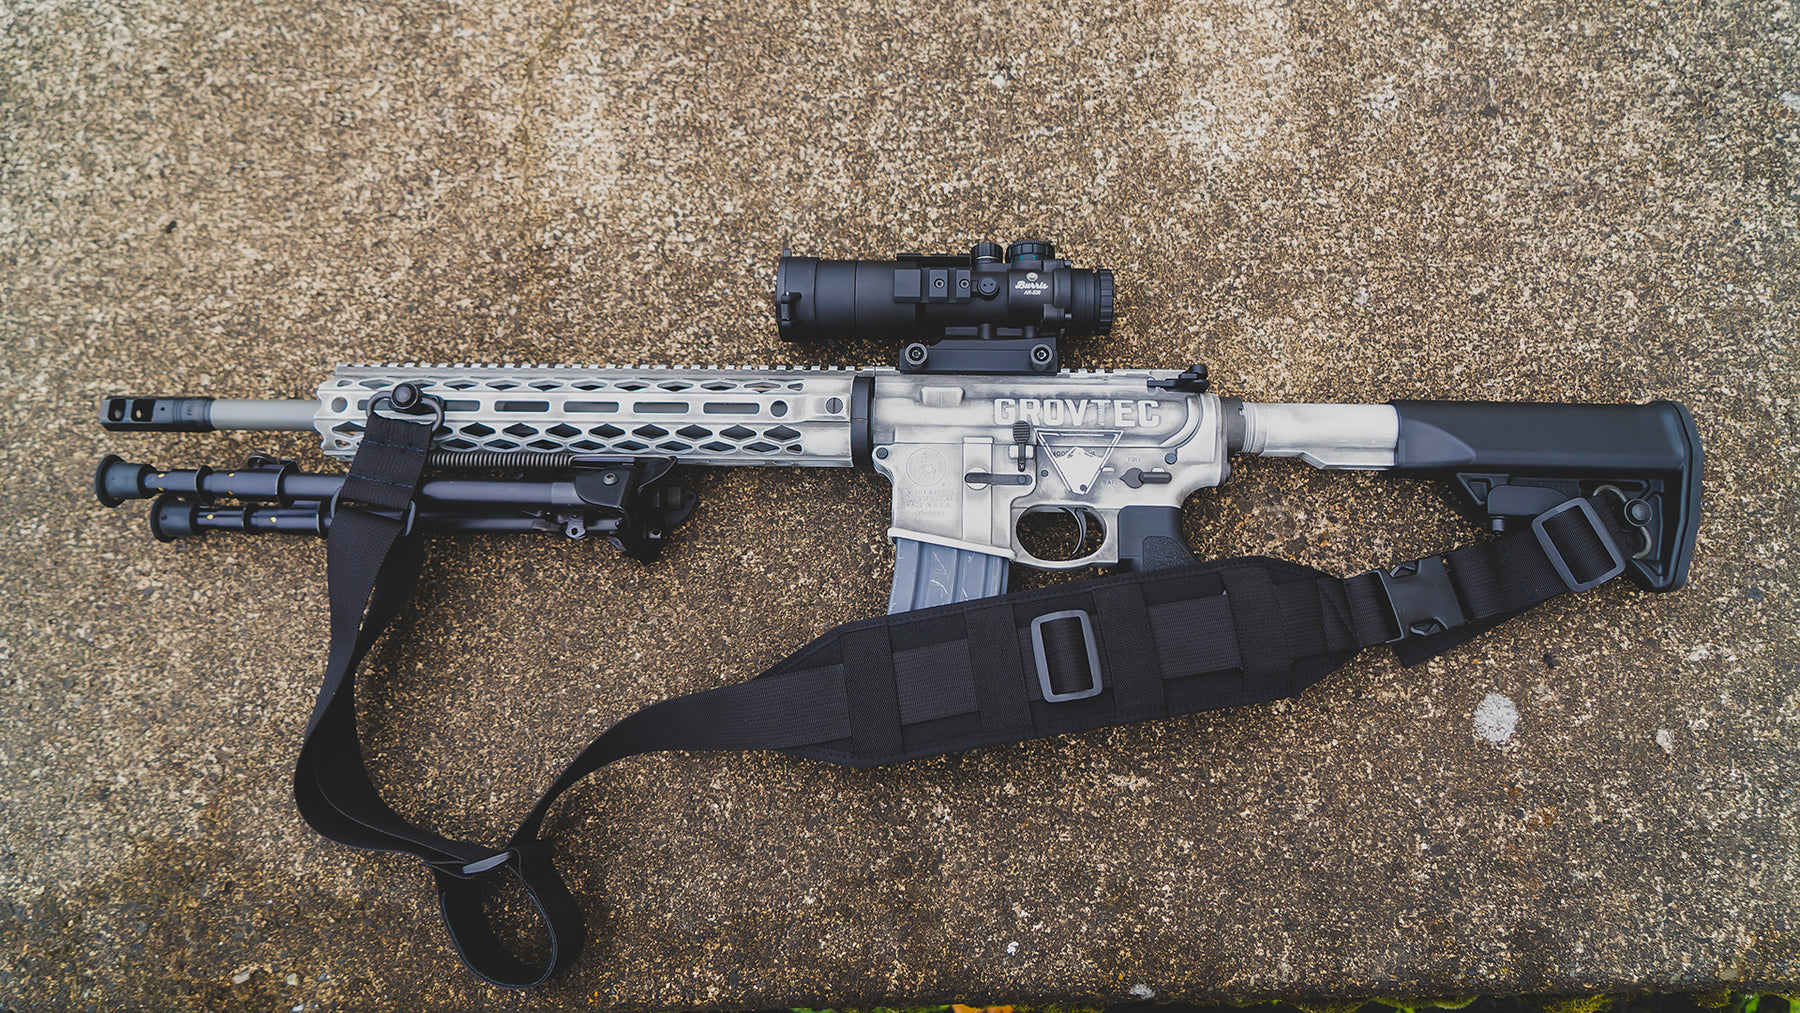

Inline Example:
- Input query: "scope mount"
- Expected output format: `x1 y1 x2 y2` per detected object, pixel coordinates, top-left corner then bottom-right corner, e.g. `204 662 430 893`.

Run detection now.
897 334 1060 375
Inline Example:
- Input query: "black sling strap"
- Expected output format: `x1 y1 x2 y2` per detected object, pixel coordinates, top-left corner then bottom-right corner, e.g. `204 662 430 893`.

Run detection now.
295 411 1634 988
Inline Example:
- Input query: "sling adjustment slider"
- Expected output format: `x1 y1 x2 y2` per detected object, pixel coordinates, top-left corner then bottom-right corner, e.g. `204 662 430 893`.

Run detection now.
1532 497 1627 592
1030 609 1105 702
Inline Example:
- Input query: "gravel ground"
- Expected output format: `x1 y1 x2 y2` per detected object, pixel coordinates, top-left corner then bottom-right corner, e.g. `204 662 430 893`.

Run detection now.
1 0 1795 1009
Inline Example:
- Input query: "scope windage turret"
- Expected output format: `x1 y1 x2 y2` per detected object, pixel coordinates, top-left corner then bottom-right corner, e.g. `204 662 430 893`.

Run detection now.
774 239 1115 347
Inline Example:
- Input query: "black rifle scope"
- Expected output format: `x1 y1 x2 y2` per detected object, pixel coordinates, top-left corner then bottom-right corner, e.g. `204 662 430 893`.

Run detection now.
774 240 1113 374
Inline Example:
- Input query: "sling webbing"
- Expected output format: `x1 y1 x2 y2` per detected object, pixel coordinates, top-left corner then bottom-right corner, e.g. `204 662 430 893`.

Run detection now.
295 411 1635 988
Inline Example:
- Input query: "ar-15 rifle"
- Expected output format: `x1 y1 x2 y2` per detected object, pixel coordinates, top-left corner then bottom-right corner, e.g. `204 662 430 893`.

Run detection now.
93 241 1702 987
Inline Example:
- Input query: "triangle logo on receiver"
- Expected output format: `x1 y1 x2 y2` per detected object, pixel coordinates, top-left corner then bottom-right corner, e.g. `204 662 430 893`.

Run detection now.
1036 430 1122 494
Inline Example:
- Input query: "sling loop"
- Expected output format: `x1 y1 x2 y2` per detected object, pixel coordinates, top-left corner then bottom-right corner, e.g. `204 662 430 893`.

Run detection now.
295 409 1635 988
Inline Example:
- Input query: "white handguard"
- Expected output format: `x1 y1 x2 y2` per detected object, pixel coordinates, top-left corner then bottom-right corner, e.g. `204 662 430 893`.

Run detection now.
312 363 865 465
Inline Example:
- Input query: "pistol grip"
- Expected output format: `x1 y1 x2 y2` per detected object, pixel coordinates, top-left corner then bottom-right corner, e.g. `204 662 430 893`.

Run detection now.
1116 505 1197 572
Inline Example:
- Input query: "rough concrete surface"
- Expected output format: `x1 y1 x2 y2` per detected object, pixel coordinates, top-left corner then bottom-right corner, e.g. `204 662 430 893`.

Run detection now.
2 0 1796 1009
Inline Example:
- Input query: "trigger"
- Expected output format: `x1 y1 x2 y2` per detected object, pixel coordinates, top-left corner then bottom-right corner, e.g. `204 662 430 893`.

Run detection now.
1061 507 1090 547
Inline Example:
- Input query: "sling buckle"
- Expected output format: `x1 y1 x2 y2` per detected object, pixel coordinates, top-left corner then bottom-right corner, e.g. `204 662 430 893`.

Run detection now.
1030 609 1104 702
1374 555 1468 642
1532 498 1627 592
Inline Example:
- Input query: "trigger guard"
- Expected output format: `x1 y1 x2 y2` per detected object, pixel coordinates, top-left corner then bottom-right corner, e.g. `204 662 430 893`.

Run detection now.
1009 506 1118 571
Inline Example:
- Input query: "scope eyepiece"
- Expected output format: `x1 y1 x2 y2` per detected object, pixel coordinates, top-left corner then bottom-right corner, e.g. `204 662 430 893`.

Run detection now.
774 240 1114 369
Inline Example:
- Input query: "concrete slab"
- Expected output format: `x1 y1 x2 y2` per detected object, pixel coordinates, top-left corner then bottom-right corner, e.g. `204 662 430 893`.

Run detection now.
1 0 1794 1009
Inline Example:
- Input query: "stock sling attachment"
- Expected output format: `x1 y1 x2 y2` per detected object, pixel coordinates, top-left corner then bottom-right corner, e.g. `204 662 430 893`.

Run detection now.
298 401 1647 988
